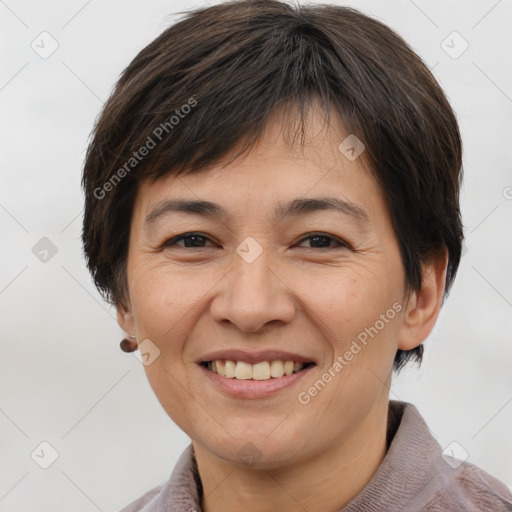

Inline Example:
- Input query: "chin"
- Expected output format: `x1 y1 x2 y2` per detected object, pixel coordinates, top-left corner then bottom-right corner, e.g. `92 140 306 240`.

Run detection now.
200 428 312 470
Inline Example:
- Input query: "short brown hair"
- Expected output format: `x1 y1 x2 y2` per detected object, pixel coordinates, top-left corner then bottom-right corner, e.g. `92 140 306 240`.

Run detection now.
81 0 464 372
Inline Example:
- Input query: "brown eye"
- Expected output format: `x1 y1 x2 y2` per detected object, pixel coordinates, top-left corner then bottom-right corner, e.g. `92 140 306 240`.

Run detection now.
296 233 349 250
163 232 214 248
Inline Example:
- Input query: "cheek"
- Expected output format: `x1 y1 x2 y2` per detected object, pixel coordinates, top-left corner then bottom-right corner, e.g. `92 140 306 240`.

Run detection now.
309 269 401 363
129 262 203 328
128 266 206 431
127 271 192 369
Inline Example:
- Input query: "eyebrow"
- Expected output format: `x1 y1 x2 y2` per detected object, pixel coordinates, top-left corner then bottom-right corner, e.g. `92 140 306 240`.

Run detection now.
144 196 369 227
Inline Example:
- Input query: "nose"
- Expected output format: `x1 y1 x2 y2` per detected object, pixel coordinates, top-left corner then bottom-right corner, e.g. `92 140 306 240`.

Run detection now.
209 246 296 333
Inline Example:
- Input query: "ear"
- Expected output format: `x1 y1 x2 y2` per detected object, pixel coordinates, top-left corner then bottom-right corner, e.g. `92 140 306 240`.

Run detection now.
397 248 449 351
116 301 136 337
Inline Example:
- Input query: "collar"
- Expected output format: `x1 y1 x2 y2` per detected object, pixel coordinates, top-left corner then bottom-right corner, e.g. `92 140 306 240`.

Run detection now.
122 400 512 511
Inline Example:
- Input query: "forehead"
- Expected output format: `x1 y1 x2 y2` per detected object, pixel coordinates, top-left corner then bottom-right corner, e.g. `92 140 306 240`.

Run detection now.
133 106 384 226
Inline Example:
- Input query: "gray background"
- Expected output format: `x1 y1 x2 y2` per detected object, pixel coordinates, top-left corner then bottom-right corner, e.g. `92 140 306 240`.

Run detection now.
1 0 511 510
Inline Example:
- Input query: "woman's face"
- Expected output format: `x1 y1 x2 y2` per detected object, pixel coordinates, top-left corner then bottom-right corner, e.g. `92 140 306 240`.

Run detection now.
119 111 415 469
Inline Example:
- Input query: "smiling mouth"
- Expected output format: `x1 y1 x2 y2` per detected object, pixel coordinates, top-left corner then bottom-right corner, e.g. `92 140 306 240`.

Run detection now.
200 359 316 380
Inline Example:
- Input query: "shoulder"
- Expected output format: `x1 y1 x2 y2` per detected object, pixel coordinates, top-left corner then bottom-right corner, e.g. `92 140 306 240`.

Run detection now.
387 401 512 511
116 443 201 512
118 484 163 512
428 459 512 511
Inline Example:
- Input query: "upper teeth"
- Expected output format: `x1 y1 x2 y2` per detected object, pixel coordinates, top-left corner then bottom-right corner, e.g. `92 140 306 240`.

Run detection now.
207 360 306 380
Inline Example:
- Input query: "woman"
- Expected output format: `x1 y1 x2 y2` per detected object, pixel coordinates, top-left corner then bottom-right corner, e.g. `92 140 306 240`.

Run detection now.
81 1 512 510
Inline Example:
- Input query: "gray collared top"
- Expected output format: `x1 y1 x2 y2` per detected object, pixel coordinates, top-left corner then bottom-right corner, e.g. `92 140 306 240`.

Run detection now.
119 401 512 511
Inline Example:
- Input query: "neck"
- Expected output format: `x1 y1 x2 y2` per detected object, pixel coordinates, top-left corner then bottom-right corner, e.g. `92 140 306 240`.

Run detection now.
194 398 390 512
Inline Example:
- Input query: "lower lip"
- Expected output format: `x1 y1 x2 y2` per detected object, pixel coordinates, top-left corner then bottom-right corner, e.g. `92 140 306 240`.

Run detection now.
198 364 315 399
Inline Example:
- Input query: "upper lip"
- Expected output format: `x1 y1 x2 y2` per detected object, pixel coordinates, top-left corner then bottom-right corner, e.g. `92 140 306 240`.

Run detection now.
196 349 316 365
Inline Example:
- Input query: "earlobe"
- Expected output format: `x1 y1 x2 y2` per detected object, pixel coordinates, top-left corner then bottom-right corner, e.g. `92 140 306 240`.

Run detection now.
397 249 449 351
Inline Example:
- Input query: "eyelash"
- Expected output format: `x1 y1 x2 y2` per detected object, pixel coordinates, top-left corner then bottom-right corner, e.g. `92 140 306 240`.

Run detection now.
162 232 350 251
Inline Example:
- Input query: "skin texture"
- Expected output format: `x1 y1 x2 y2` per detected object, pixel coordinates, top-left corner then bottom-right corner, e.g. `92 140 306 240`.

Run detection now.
118 106 448 512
